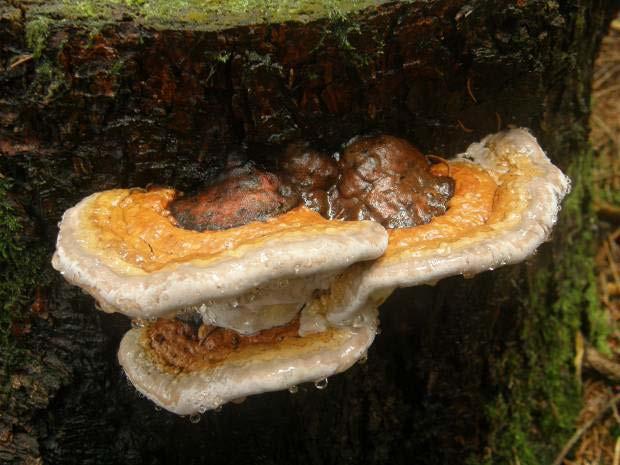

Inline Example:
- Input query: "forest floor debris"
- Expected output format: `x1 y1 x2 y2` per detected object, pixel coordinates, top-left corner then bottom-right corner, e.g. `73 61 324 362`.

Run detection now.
561 15 620 465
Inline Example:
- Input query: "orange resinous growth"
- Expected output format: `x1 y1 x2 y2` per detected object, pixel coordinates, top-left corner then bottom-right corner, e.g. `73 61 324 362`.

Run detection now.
83 189 369 273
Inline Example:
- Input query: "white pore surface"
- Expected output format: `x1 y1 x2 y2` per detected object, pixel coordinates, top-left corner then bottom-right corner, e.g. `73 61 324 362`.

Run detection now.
52 200 387 319
118 305 378 415
183 273 335 335
316 128 571 325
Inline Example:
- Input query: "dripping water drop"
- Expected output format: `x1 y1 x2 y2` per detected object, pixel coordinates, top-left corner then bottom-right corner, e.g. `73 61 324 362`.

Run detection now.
314 378 328 390
288 385 299 394
189 413 201 424
131 319 145 329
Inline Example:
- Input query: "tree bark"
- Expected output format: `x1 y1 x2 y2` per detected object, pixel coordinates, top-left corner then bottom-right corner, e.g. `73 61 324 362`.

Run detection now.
1 1 617 464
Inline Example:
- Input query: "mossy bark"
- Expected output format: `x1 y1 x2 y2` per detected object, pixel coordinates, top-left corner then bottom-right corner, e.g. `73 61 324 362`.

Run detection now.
1 1 617 464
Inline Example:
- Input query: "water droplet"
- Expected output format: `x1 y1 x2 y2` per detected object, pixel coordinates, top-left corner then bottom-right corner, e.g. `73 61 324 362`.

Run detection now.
288 385 298 394
294 264 301 274
314 378 328 390
189 413 201 424
214 405 223 413
231 300 239 309
376 327 382 335
131 319 145 329
352 314 365 328
358 353 368 365
231 396 247 404
154 405 161 411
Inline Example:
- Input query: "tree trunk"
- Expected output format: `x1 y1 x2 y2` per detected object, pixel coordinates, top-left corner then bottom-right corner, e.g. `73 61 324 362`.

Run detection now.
1 1 617 464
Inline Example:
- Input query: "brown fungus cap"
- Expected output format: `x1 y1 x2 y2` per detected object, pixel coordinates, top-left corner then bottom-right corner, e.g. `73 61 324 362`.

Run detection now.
278 142 339 216
333 135 455 228
170 164 299 232
279 142 339 191
275 136 455 227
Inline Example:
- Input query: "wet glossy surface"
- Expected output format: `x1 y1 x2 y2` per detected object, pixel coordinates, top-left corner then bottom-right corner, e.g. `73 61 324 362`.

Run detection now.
383 163 496 261
82 191 375 273
146 317 301 372
170 164 298 231
332 135 455 227
169 135 455 232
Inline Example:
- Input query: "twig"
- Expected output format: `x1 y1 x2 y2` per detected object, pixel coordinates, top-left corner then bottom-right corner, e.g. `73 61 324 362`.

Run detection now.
584 346 620 382
612 399 620 425
592 113 620 146
605 283 620 294
607 238 620 287
9 54 33 69
466 76 478 103
594 83 620 98
552 393 620 465
575 331 584 385
594 63 620 88
457 119 473 133
595 201 620 224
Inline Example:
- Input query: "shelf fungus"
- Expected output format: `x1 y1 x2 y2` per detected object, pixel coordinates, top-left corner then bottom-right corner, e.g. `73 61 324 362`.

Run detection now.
53 128 569 415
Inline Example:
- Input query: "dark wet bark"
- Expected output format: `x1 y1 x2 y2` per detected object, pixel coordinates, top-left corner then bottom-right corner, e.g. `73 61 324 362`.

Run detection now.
1 1 618 464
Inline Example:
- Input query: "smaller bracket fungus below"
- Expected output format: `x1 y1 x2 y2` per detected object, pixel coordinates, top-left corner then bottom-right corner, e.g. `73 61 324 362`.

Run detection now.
53 128 569 415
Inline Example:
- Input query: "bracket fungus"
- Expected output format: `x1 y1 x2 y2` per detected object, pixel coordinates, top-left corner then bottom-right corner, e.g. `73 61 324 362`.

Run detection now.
53 128 570 415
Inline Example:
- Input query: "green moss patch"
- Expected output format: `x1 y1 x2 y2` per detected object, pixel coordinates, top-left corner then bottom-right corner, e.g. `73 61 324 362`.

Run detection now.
28 0 390 31
0 176 49 396
25 16 51 59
